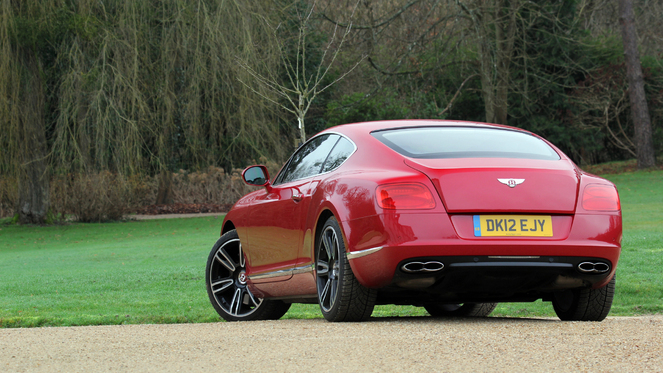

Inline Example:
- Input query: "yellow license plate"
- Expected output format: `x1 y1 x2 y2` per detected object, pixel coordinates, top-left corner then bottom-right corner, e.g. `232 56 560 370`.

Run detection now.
473 215 553 237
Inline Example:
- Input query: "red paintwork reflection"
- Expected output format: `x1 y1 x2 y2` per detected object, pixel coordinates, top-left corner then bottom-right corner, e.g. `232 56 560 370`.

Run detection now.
221 120 622 299
235 177 313 282
405 158 579 213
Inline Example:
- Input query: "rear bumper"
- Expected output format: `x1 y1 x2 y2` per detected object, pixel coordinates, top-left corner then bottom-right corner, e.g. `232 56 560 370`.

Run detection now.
383 255 613 304
342 211 621 293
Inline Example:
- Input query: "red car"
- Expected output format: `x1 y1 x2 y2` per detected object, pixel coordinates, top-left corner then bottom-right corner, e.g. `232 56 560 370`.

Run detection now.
205 120 621 322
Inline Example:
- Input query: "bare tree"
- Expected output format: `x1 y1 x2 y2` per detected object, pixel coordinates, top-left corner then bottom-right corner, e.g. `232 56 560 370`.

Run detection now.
571 65 637 163
456 0 522 125
320 0 478 122
619 0 656 168
0 3 50 224
237 1 363 146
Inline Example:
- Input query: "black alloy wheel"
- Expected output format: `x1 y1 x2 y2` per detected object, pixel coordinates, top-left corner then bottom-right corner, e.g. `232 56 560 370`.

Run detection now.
425 303 498 317
205 230 290 321
552 275 615 321
316 216 376 322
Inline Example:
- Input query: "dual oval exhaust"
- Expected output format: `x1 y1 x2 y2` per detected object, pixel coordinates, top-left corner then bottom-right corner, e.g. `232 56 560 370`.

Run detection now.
577 261 610 274
401 261 444 273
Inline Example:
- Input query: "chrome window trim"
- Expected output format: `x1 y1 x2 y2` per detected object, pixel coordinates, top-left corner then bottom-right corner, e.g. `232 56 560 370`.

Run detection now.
273 131 357 186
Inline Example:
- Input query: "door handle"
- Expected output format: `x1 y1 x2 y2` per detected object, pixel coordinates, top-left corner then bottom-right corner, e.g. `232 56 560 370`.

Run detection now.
292 193 303 202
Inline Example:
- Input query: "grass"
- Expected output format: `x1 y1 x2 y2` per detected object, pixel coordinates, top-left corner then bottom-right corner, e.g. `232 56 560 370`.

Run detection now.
0 217 223 327
604 170 663 315
1 169 662 327
494 169 663 317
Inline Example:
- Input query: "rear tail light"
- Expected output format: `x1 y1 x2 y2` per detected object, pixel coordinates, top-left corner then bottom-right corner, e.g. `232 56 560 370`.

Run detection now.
376 183 436 210
582 184 620 211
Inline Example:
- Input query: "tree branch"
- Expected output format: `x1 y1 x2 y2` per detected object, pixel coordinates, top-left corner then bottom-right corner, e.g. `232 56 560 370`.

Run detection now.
438 74 479 116
367 57 471 76
320 0 423 30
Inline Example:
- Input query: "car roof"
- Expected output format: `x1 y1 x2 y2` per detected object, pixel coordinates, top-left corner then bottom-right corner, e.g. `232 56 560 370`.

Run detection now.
322 119 526 139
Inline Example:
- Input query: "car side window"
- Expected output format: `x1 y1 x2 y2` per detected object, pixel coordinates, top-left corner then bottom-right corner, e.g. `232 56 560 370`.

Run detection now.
278 134 339 184
321 136 355 173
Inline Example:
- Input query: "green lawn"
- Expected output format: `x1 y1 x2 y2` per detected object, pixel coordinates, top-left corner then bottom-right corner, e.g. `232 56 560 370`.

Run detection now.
605 171 663 315
1 170 661 327
0 217 223 327
492 170 663 317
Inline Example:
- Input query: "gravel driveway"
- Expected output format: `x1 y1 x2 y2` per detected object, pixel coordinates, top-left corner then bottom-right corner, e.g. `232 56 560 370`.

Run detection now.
1 316 661 372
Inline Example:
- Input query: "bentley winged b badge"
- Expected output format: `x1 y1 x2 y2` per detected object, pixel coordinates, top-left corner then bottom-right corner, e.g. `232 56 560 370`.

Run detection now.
498 178 525 188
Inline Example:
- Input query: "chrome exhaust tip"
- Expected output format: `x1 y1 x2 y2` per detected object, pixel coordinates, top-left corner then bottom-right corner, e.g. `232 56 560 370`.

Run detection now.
578 261 610 274
401 261 444 273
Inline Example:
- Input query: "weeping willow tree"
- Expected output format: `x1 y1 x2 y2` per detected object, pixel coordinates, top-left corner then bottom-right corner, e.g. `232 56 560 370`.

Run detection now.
0 1 51 223
0 0 291 222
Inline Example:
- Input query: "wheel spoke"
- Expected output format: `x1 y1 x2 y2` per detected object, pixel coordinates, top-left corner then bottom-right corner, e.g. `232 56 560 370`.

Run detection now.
211 279 234 294
329 233 338 261
215 246 236 272
239 242 245 268
320 279 331 308
322 232 334 261
230 288 243 316
246 288 261 308
317 261 329 276
329 279 337 308
319 226 342 312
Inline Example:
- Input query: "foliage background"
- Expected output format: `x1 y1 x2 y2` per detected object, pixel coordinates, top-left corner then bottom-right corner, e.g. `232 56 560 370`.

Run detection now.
0 0 661 221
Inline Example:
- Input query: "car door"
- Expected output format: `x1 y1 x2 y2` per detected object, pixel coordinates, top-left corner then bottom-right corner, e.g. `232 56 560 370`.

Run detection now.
245 134 341 283
294 135 358 270
280 135 359 296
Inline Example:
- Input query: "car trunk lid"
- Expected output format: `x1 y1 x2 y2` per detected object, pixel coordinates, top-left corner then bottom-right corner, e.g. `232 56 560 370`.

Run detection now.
405 158 579 214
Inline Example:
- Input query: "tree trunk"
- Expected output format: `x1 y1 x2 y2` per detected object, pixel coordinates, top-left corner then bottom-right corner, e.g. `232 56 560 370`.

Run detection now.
156 170 174 205
477 29 496 124
17 48 49 224
298 116 306 148
493 0 519 125
476 0 496 123
619 0 656 168
474 0 519 125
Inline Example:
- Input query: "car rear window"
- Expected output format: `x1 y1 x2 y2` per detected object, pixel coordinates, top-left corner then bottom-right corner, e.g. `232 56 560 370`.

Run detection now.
371 126 561 160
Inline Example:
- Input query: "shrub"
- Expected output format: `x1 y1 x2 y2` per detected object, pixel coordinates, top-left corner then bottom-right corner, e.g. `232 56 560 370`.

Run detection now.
171 166 249 205
170 158 282 206
50 172 133 222
3 157 285 222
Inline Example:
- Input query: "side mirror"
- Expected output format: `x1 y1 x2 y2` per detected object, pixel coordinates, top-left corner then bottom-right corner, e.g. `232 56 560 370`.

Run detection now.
242 165 271 189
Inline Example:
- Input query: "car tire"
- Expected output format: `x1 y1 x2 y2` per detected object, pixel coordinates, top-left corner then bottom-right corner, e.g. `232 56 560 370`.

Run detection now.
316 216 377 322
424 302 498 317
206 230 291 321
552 275 615 321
